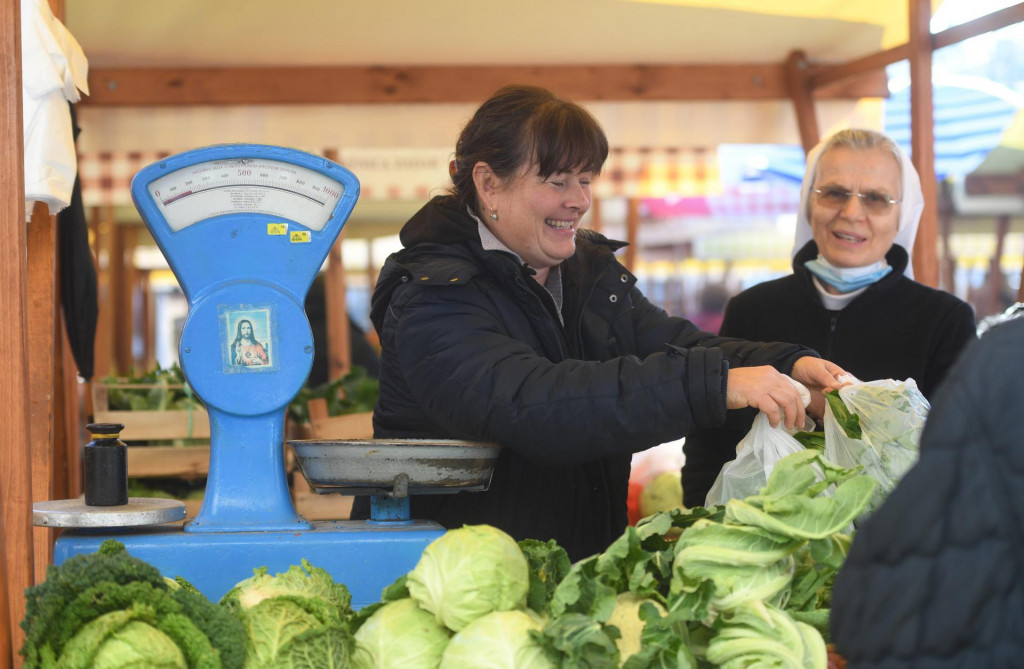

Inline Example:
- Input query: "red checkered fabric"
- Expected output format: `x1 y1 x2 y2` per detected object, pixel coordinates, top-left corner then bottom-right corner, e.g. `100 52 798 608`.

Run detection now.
595 147 720 199
78 151 175 208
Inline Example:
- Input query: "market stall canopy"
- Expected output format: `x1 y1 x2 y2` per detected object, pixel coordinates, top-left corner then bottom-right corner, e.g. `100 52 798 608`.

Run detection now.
966 105 1024 195
66 0 907 70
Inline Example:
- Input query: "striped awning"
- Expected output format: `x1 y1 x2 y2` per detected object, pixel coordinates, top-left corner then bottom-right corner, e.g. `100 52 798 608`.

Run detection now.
885 74 1023 179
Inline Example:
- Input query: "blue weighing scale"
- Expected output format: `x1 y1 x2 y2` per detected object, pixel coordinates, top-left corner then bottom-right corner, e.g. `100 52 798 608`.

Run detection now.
36 144 497 607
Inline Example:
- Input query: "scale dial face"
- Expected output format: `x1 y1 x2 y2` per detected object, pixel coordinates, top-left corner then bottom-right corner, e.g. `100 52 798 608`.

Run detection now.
147 157 345 232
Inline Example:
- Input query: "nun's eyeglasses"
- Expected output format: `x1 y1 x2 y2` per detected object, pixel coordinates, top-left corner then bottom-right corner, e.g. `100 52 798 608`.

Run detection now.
813 187 901 215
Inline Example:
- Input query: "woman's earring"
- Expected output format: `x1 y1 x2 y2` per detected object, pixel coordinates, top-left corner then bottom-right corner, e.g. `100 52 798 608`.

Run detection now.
489 210 498 221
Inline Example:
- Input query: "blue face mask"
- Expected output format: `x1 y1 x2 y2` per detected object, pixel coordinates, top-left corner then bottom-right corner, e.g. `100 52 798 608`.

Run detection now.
804 257 892 293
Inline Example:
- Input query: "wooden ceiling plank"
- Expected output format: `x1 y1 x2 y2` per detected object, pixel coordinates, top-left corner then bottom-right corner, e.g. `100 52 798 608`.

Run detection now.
80 63 888 107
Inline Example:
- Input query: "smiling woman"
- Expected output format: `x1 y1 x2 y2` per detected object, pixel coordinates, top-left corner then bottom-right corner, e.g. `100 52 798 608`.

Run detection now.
361 85 847 561
681 128 978 508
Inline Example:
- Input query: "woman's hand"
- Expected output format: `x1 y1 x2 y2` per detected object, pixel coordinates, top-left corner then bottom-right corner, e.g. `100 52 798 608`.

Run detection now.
790 356 848 420
726 366 810 430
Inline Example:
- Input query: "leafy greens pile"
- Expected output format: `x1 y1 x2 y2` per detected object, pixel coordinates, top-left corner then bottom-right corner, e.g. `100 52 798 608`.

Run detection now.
20 540 245 669
100 363 201 413
537 449 875 667
24 451 873 668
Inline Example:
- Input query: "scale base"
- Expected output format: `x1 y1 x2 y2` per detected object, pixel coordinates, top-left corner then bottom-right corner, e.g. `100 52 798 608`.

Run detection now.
53 520 445 608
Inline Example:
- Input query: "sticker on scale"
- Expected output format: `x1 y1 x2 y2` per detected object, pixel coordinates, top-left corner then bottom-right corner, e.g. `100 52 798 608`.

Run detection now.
290 231 311 243
267 222 288 235
219 304 279 374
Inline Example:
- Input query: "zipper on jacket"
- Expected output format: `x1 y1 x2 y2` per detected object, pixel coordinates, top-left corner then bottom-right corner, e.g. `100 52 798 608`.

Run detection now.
574 273 602 358
518 271 569 362
826 314 838 359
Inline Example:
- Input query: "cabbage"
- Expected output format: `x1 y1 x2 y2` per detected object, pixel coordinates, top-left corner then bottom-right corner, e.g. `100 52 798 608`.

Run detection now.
639 471 685 518
220 559 353 668
57 605 192 669
605 592 667 662
440 610 554 669
407 525 529 632
352 598 450 668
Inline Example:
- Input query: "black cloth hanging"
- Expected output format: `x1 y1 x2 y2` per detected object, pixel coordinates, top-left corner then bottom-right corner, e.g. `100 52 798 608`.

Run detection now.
57 102 98 379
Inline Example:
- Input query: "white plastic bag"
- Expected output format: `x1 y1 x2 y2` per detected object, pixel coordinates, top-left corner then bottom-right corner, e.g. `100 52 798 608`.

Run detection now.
705 412 806 506
823 377 929 510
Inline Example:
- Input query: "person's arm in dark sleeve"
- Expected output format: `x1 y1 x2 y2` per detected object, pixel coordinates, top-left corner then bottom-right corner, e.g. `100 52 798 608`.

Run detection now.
390 286 728 466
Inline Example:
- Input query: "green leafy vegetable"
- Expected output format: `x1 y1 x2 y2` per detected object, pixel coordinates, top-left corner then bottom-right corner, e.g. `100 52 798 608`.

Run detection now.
440 610 553 669
407 525 529 632
705 602 827 669
287 366 379 424
352 598 450 669
220 559 353 668
20 540 245 669
519 539 572 614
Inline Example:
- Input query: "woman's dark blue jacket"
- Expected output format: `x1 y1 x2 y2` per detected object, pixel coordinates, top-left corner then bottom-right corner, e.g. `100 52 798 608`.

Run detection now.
368 196 816 560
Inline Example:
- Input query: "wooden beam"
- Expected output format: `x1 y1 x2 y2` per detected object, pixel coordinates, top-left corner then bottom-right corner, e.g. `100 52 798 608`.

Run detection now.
909 0 939 287
1 0 34 660
811 4 1024 89
810 45 910 89
78 63 888 107
933 2 1024 50
784 51 820 155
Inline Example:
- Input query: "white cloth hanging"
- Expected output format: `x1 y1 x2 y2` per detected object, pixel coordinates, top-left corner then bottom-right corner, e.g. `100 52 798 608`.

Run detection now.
21 0 89 221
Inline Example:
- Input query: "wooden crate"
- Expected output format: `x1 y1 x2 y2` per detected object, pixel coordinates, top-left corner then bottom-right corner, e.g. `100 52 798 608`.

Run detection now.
289 398 372 520
91 382 210 442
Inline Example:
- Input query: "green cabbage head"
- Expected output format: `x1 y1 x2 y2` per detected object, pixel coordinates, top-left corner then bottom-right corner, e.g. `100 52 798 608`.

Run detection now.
440 610 554 669
352 598 450 669
407 525 529 632
55 603 210 669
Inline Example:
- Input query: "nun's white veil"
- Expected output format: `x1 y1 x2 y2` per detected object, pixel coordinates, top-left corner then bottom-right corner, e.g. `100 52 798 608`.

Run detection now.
791 130 924 279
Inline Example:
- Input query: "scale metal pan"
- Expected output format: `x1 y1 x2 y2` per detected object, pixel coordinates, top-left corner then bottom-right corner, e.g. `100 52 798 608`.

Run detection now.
288 439 501 496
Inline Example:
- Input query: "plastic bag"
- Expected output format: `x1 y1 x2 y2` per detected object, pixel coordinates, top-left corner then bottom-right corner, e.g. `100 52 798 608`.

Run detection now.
823 377 929 511
705 412 806 506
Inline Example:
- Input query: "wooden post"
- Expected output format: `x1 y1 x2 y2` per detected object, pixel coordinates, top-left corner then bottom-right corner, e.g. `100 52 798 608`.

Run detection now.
985 215 1011 318
2 0 35 660
112 225 136 375
588 197 602 233
322 149 350 381
623 197 640 271
92 205 114 379
26 200 57 587
137 268 155 371
785 50 820 155
909 0 939 287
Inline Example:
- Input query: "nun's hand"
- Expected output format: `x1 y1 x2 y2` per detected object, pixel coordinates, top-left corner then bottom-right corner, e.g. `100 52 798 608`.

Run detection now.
790 356 849 420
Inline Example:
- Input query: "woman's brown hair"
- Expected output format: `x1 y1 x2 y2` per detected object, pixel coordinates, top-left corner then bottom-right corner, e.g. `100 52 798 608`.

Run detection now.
449 85 609 216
